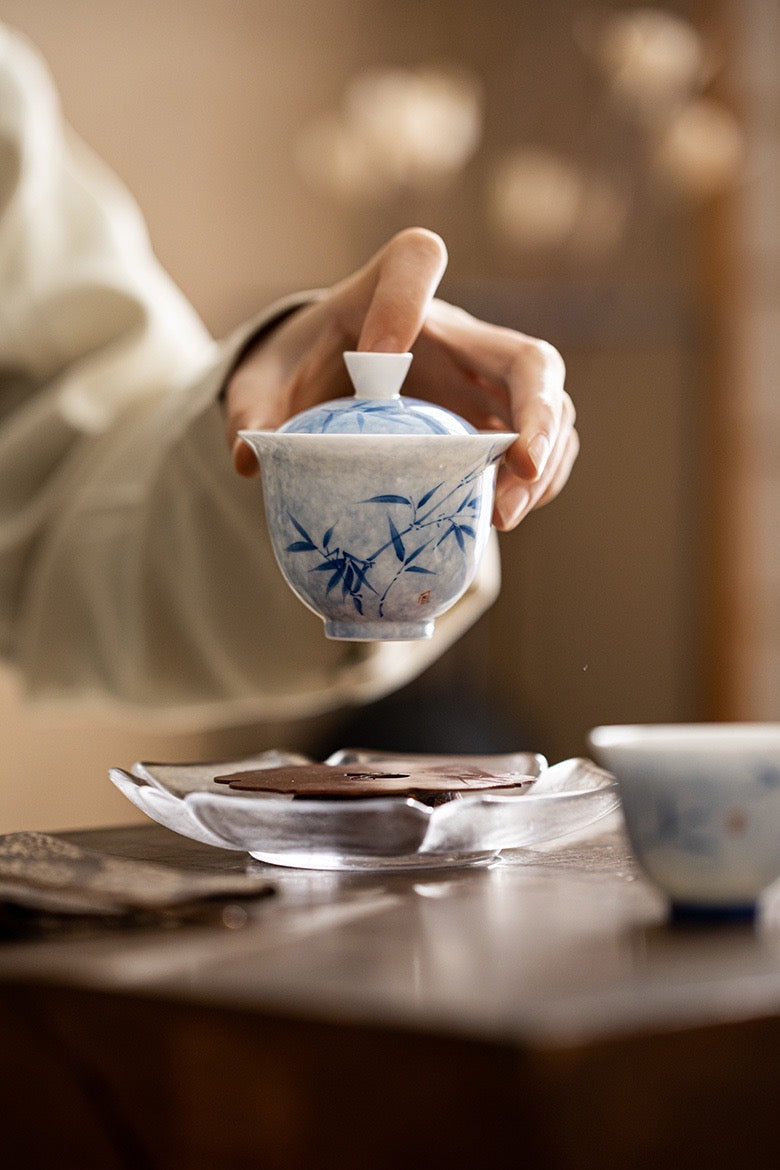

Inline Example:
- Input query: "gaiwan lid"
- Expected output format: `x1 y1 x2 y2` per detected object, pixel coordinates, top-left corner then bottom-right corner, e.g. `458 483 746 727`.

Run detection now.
278 351 477 436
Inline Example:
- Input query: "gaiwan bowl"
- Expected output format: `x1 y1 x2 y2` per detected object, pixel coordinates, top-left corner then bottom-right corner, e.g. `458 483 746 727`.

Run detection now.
588 723 780 920
240 351 516 641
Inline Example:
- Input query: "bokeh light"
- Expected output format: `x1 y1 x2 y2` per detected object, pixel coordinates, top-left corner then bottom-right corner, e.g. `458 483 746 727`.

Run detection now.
596 7 705 112
296 66 482 202
654 97 744 197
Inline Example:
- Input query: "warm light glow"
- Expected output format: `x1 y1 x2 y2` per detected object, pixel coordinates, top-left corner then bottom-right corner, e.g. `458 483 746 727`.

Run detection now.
295 66 482 202
489 149 584 250
294 114 391 203
654 98 744 196
597 8 705 110
571 176 630 257
489 148 628 256
346 68 483 183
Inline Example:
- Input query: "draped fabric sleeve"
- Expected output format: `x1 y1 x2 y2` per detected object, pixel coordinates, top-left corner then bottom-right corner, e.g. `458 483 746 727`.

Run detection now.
0 26 499 729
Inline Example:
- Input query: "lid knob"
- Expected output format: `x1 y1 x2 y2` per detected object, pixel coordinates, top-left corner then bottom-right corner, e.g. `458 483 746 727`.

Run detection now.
343 351 413 400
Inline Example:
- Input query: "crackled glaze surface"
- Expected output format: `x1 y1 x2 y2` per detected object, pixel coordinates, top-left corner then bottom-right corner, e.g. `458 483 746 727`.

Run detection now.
272 439 503 636
239 351 516 640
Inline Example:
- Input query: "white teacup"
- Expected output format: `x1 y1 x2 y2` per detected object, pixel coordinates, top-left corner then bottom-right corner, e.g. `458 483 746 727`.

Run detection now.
589 723 780 919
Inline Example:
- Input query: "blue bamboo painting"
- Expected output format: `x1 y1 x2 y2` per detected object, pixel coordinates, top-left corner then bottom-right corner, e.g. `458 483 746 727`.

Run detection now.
284 456 490 619
282 398 459 435
647 791 717 856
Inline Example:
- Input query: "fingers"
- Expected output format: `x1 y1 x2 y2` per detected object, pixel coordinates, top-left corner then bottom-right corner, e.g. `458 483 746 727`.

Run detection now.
224 228 449 465
221 228 577 516
232 433 261 478
221 299 339 476
343 228 449 353
222 345 283 477
503 339 569 496
419 300 573 518
493 399 578 529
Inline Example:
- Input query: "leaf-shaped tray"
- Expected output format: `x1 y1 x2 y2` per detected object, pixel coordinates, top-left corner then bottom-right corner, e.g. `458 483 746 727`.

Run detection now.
109 749 619 871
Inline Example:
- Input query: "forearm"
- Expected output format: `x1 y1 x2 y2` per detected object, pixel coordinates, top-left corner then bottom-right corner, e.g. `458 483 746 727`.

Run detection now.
10 354 499 724
0 26 498 722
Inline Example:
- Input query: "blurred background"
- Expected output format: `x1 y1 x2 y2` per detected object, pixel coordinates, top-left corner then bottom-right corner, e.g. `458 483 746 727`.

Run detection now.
0 0 776 831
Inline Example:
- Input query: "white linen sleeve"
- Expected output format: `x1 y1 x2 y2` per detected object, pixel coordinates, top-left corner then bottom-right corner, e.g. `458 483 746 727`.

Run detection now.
0 25 499 728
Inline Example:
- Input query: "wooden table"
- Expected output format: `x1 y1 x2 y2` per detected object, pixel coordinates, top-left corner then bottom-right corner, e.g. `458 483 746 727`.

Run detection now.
1 819 779 1169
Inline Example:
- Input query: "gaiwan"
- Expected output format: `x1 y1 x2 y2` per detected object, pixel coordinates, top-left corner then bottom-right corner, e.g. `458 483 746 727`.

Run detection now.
240 351 516 641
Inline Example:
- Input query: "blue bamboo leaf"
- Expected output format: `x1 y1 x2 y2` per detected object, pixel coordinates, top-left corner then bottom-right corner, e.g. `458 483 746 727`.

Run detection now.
312 562 337 571
459 525 477 539
419 415 450 434
326 565 344 593
436 524 465 551
363 494 412 505
322 525 334 548
354 565 380 596
351 563 368 588
343 565 354 595
417 483 444 509
389 516 405 561
289 515 314 544
405 565 435 574
287 540 316 552
457 493 478 513
352 595 363 614
404 542 430 565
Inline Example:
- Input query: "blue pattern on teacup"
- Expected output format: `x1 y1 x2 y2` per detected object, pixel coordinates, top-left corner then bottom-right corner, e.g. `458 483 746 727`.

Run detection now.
648 788 717 855
285 455 489 620
637 766 774 858
279 396 476 436
757 763 780 789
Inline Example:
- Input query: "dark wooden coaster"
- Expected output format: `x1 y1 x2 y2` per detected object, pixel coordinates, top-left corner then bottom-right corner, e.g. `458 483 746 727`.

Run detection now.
214 762 533 798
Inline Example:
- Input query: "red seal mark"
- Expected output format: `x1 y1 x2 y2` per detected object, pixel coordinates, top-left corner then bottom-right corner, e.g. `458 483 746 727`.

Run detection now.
417 590 431 605
724 807 748 834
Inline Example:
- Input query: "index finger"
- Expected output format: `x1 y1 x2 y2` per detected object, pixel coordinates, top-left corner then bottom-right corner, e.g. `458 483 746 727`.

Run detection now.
336 227 449 353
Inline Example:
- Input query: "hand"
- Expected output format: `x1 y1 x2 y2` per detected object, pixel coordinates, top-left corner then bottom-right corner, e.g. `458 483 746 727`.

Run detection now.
223 228 578 530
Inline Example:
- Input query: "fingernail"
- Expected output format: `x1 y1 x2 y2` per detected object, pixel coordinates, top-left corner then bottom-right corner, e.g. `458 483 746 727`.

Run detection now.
495 487 530 529
527 434 551 477
365 336 402 354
